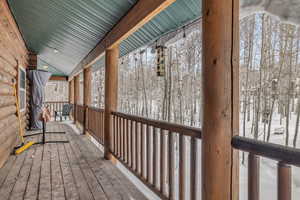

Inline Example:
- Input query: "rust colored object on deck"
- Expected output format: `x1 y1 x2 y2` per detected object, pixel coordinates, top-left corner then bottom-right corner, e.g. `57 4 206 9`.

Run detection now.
40 107 51 123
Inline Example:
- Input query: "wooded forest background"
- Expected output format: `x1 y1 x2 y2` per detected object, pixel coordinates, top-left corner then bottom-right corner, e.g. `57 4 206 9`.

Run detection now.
46 13 300 147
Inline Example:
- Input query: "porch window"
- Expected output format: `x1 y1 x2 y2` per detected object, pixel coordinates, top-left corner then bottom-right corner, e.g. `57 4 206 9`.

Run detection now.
19 67 26 112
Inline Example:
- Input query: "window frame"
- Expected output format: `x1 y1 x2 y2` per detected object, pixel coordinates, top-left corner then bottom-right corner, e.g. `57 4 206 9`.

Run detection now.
18 66 26 112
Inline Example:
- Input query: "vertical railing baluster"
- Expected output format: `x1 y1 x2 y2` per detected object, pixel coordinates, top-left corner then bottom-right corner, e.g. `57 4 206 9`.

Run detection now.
120 117 124 161
99 111 101 143
96 110 99 141
126 119 130 164
118 116 121 157
141 123 145 178
168 131 174 200
100 111 102 143
160 129 166 194
117 116 120 157
113 115 117 154
100 113 102 144
135 121 139 173
111 114 114 152
124 118 127 162
120 117 122 159
179 134 186 200
248 153 260 200
190 137 196 200
153 127 157 188
146 125 151 182
102 111 104 143
123 117 126 161
101 111 104 143
278 162 291 200
130 120 134 169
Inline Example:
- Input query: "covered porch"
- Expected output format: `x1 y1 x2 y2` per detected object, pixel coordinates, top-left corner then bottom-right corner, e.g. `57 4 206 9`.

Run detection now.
0 0 299 199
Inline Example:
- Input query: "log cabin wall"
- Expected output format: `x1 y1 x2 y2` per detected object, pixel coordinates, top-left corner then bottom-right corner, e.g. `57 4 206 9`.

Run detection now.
0 1 29 167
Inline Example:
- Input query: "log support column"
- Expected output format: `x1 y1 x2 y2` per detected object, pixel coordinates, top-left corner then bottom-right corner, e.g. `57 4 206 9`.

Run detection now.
74 75 80 124
202 0 239 199
69 79 74 121
83 67 92 134
104 45 119 160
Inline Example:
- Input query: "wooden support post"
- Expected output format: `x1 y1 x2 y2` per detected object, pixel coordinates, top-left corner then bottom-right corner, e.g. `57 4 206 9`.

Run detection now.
83 67 92 134
74 75 80 123
202 0 239 199
104 45 119 160
69 79 74 104
69 79 74 121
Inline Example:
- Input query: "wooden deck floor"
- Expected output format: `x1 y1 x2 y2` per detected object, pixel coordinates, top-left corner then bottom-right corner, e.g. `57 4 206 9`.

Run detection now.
0 122 147 200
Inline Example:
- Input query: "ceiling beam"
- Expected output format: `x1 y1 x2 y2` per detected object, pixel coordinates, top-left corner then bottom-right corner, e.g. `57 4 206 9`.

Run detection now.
71 0 176 78
49 75 68 81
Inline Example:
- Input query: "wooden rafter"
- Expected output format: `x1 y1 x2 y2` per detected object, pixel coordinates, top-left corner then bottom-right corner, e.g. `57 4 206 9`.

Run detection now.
49 76 68 81
71 0 175 77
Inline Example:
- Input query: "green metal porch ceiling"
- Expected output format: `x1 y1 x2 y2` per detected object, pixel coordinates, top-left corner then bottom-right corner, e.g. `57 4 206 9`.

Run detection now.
8 0 201 76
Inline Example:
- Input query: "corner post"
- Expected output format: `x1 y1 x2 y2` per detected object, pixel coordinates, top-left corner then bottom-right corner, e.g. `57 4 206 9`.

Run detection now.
69 79 74 121
74 75 80 124
104 45 119 160
83 67 92 134
202 0 239 199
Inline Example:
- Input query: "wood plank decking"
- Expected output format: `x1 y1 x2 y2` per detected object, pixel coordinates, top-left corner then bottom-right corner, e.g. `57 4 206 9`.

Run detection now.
0 122 147 200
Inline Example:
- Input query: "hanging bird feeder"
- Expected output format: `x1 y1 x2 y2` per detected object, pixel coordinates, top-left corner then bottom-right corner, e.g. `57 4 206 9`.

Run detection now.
156 45 167 77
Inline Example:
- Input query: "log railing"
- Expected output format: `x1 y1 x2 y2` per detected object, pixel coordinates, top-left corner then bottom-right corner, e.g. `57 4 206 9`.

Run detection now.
232 136 298 200
86 106 105 144
75 104 85 125
52 102 300 200
111 112 202 200
44 101 68 116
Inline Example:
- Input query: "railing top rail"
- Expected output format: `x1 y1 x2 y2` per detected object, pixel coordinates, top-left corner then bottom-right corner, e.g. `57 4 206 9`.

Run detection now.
112 111 202 138
87 106 104 112
44 101 69 103
232 136 300 166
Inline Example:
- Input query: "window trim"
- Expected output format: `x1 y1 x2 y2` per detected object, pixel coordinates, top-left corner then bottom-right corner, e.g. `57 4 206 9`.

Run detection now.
18 66 26 112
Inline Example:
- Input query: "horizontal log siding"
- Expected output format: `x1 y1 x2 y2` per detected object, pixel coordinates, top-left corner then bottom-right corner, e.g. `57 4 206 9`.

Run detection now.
0 1 28 168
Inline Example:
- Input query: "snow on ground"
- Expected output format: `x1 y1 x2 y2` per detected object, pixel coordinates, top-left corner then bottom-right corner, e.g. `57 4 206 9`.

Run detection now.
240 157 300 199
240 109 300 199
